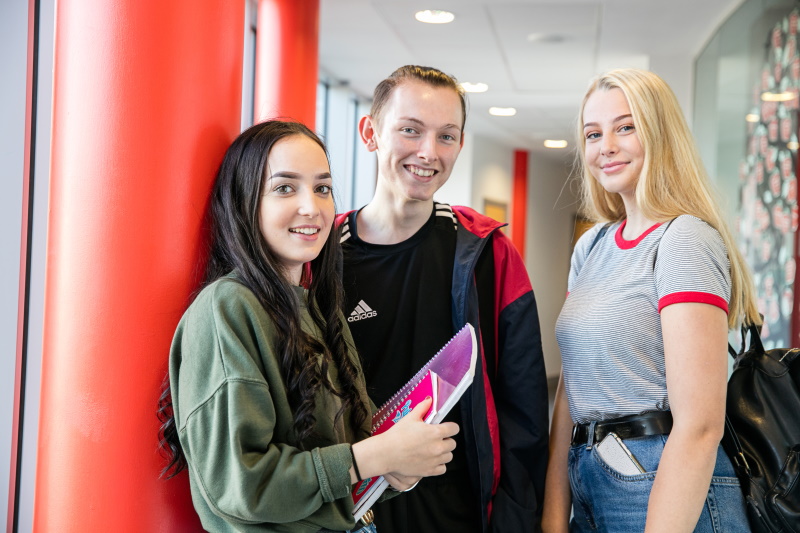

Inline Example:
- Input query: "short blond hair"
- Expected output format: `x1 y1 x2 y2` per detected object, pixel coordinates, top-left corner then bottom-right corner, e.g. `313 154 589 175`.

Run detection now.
575 68 760 328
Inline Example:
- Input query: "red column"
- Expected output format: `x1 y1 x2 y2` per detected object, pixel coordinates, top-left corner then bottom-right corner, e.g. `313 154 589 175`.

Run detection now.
255 0 319 127
511 150 529 257
34 1 244 531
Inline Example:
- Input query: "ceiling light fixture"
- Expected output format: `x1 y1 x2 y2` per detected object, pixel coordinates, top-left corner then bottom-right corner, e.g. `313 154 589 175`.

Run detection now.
461 82 488 93
489 107 516 116
745 114 760 123
415 10 455 24
761 91 795 102
544 140 568 149
526 33 566 44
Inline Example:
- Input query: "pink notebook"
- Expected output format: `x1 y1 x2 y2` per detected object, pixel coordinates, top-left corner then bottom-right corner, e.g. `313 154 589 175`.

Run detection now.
351 323 477 520
351 370 438 510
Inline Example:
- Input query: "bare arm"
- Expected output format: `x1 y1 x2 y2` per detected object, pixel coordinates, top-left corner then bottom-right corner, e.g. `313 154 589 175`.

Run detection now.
542 374 574 533
645 302 728 532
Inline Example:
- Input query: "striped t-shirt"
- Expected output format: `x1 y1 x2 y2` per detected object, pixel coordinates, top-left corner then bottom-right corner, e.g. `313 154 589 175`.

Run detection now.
555 215 731 424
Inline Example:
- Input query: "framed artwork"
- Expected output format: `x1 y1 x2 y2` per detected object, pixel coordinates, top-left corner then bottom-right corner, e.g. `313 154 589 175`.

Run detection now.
572 215 594 249
739 8 800 348
484 200 508 232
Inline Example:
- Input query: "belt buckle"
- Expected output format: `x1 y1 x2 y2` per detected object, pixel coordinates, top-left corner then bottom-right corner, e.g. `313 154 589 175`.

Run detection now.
571 424 578 443
359 508 374 526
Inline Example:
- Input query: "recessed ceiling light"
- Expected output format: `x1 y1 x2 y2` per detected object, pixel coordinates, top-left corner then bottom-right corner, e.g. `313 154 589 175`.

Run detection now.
788 141 799 150
544 140 568 149
461 82 488 93
415 10 455 24
489 107 516 116
761 91 795 102
745 114 760 123
527 33 566 43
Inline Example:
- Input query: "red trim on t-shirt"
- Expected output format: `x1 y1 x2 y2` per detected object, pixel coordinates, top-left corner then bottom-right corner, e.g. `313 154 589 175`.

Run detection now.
615 220 662 249
658 291 729 314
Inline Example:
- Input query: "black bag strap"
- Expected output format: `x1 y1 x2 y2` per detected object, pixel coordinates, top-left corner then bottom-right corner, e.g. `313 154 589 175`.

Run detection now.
727 344 738 359
651 218 677 268
727 316 765 361
723 415 751 477
722 316 766 482
587 222 612 255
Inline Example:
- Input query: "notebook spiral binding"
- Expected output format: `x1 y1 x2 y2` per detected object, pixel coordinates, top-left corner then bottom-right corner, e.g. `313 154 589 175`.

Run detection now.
370 323 470 430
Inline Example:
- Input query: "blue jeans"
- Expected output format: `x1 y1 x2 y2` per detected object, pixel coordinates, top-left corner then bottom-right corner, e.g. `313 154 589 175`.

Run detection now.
568 434 750 532
349 524 377 533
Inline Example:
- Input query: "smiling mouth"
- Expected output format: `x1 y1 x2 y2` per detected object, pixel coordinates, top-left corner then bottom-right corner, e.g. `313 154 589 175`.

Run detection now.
407 165 436 177
289 227 319 235
602 161 628 170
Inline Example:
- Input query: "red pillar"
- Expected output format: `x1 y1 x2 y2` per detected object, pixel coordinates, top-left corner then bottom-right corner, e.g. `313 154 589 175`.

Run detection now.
255 0 319 127
34 1 244 531
511 150 529 257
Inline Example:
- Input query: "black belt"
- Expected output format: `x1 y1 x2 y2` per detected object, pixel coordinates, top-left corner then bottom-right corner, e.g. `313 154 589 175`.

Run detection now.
571 411 673 446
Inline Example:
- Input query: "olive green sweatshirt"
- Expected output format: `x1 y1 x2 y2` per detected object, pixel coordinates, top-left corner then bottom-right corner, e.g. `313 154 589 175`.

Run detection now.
169 276 373 532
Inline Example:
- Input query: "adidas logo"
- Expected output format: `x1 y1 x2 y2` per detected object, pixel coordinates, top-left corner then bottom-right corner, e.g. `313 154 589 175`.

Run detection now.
348 300 377 322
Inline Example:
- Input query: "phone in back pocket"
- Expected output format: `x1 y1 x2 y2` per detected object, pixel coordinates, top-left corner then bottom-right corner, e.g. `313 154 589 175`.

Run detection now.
595 432 645 475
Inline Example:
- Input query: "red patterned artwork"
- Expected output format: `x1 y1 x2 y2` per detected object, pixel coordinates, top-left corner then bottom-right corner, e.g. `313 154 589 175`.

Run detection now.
739 8 800 347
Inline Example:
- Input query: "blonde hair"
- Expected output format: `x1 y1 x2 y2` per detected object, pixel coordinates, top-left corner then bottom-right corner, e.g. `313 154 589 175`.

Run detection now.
575 68 760 328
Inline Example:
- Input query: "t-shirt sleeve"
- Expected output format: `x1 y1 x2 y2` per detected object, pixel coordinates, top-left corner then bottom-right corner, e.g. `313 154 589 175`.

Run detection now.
568 223 607 293
176 283 353 525
654 215 731 314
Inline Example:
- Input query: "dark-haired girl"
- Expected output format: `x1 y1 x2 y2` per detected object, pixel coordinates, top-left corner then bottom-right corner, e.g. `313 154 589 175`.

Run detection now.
159 120 458 533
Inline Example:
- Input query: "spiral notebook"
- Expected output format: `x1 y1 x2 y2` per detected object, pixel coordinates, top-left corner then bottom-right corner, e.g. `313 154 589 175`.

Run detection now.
351 323 478 521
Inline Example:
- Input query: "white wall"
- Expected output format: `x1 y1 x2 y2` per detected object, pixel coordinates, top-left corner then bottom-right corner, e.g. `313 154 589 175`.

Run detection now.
435 132 475 208
525 153 579 378
470 135 513 213
351 100 378 210
651 55 696 129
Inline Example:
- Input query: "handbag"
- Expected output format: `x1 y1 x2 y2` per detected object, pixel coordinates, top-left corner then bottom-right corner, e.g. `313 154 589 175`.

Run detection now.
722 323 800 532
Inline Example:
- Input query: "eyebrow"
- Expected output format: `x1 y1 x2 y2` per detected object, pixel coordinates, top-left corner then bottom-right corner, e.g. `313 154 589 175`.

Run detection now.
268 171 332 180
583 114 633 129
400 117 461 131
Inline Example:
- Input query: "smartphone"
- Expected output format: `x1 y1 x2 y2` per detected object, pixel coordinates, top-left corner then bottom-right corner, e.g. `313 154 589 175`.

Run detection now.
595 432 645 475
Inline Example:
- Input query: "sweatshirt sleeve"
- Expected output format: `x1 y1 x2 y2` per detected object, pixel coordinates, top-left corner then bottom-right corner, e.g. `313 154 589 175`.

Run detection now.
174 282 354 525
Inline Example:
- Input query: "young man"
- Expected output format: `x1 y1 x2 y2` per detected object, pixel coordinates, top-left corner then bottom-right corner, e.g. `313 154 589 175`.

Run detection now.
337 66 549 532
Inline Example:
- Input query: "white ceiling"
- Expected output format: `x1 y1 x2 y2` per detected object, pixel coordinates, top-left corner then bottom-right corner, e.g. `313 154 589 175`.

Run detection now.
319 0 743 158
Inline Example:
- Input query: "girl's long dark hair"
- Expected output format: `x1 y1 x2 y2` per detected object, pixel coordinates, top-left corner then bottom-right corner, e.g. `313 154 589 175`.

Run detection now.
158 120 369 478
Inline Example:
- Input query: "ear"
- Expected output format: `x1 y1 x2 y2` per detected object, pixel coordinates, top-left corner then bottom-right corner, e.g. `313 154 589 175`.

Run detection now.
359 115 379 152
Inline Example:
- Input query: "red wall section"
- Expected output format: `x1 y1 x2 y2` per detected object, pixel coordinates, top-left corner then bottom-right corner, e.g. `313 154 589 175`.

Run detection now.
34 1 244 530
255 0 319 127
511 150 529 257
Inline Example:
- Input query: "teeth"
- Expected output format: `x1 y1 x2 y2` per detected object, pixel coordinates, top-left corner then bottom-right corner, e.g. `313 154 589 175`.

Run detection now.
408 166 435 177
290 228 319 235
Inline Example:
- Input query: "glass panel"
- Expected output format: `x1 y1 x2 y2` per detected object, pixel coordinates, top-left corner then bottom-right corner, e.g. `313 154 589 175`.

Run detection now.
695 0 797 347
